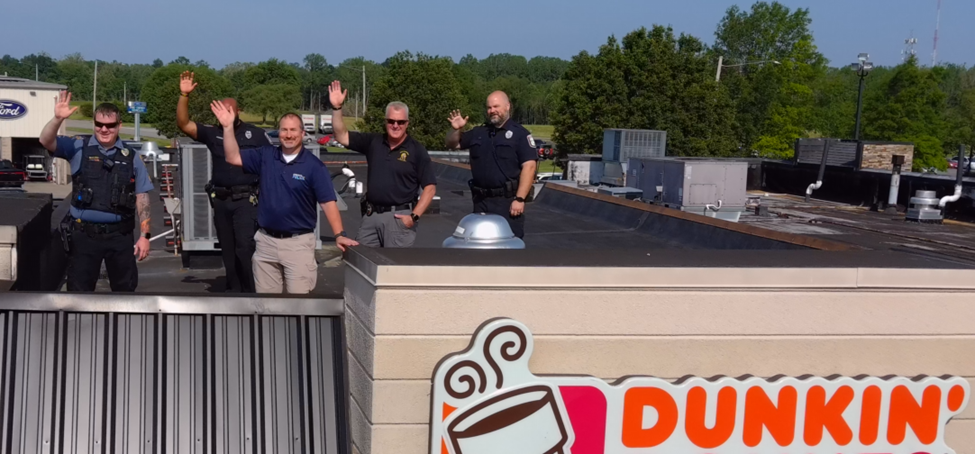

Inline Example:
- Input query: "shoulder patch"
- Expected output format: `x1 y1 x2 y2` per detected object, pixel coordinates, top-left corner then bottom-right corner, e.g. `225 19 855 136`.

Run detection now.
245 130 252 140
527 135 536 148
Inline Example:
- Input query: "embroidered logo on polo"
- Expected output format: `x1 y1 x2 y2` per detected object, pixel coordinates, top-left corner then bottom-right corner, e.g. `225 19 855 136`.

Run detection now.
292 174 306 181
399 150 410 162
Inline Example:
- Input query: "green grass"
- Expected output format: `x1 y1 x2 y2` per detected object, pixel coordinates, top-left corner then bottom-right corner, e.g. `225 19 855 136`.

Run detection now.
536 160 559 173
524 125 554 142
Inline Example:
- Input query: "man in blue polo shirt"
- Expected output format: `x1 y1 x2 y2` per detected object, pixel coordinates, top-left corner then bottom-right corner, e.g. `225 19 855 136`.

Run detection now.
212 101 357 294
38 92 154 291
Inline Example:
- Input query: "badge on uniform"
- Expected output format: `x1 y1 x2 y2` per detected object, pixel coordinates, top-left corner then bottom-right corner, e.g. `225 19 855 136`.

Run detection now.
120 148 129 157
245 130 252 139
527 134 536 148
398 150 409 162
505 130 513 139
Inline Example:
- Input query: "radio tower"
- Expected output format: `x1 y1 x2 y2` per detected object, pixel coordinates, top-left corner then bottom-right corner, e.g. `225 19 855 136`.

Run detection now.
932 0 941 66
903 31 918 62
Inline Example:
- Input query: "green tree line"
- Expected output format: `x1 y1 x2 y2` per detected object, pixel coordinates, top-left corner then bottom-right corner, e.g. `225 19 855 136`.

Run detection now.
2 1 972 166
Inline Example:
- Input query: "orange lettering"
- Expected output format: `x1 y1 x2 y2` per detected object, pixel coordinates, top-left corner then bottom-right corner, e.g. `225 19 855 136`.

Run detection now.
859 385 881 445
686 386 737 449
948 385 966 412
743 386 797 447
803 385 853 446
622 387 678 448
887 385 941 445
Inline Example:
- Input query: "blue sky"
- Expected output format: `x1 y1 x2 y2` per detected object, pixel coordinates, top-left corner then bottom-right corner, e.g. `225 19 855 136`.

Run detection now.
4 0 971 68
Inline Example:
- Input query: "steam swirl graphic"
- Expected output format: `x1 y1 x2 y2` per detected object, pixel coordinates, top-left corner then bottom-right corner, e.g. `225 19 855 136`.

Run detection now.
445 361 487 399
483 325 527 389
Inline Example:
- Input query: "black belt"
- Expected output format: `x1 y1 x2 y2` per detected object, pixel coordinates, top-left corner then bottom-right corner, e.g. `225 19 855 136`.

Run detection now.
371 203 412 214
260 227 313 239
469 180 516 198
71 218 135 235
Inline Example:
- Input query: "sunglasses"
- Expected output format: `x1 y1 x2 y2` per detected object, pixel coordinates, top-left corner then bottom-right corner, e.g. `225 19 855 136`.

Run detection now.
94 121 120 130
386 119 408 126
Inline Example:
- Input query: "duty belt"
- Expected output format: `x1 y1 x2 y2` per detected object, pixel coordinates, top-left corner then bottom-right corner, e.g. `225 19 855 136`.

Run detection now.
71 218 135 235
361 199 414 216
469 179 516 198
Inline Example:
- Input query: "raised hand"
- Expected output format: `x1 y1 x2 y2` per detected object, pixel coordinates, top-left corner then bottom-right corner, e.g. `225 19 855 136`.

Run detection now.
180 71 198 95
210 100 235 128
328 80 347 109
55 91 79 120
448 110 468 130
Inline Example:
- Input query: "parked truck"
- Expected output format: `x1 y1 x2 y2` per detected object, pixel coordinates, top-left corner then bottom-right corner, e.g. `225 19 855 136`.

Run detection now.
320 113 333 134
301 114 317 134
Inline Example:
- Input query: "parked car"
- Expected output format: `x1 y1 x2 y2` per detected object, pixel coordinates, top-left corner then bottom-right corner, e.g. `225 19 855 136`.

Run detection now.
317 134 333 146
0 160 26 187
948 157 975 171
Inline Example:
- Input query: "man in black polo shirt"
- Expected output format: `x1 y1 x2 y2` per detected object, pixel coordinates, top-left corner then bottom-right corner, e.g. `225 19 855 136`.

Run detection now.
176 71 269 293
329 81 436 248
445 91 538 238
212 103 357 294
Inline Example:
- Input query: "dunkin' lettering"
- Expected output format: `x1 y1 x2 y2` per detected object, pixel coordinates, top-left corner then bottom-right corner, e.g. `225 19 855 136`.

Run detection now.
431 319 970 454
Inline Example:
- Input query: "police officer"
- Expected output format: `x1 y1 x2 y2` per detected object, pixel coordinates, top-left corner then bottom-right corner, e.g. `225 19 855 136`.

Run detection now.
39 91 154 291
446 91 538 238
176 71 269 293
328 81 436 248
212 102 358 294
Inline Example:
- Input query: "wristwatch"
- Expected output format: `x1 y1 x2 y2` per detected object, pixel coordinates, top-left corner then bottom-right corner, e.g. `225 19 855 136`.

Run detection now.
410 213 420 223
336 231 348 238
514 196 526 203
143 232 151 240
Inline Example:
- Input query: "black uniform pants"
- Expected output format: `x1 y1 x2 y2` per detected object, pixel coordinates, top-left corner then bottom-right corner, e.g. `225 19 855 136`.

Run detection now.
212 196 258 293
66 229 138 292
473 195 525 239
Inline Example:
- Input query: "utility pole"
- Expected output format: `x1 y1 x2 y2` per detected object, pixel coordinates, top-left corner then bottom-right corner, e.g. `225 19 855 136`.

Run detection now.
124 81 127 106
362 65 367 115
35 64 38 81
92 60 98 108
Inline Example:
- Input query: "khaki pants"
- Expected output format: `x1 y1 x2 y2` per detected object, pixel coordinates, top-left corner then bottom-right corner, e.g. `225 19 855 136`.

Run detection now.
252 230 318 294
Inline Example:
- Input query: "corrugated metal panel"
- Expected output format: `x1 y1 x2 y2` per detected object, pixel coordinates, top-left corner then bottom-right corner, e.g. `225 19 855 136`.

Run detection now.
0 308 347 454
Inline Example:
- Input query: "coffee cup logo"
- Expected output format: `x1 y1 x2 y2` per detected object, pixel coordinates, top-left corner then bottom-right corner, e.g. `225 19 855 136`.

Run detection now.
430 319 970 454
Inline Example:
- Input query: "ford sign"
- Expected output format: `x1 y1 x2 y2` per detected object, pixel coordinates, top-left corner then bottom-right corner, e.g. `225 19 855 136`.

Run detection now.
0 100 27 120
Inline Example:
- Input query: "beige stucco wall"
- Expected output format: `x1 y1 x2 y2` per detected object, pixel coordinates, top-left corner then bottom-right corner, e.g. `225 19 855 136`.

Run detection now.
343 258 975 454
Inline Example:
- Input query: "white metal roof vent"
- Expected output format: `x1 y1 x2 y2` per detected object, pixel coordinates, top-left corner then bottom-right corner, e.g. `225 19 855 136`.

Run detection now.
442 213 525 249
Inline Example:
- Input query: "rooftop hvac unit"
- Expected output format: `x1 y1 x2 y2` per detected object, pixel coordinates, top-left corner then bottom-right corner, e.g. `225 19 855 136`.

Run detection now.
179 143 332 251
602 129 667 163
597 186 643 200
628 157 748 222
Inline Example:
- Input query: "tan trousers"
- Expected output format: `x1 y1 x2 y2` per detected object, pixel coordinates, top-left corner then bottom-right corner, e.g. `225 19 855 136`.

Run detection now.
252 230 318 294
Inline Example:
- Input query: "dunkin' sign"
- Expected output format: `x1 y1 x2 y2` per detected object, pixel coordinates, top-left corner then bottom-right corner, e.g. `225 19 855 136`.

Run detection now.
430 319 970 454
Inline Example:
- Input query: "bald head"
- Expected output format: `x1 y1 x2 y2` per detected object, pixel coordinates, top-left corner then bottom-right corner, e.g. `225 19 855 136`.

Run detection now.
486 91 511 127
221 98 240 114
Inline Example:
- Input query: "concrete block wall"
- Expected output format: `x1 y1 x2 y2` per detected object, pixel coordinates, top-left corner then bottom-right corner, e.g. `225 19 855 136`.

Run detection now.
343 257 975 454
862 143 914 171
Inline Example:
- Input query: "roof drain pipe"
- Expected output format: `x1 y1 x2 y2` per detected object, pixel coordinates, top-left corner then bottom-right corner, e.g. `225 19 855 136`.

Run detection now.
939 144 966 210
805 140 829 203
706 200 723 212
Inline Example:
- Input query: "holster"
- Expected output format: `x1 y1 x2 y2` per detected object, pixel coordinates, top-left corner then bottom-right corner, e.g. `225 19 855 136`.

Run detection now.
58 215 72 254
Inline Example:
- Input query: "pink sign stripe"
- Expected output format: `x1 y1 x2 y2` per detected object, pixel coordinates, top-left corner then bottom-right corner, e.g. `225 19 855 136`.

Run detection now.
559 386 608 454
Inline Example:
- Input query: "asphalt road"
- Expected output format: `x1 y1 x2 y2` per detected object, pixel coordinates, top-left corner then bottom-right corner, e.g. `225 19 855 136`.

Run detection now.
66 119 164 139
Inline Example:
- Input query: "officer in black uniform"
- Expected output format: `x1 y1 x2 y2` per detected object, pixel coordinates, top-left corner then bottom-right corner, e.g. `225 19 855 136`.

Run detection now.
328 81 437 248
176 71 270 293
39 93 154 292
446 91 538 238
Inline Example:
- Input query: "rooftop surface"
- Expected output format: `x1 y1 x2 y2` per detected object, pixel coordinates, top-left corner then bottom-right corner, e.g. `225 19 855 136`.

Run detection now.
8 154 975 295
0 76 67 90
